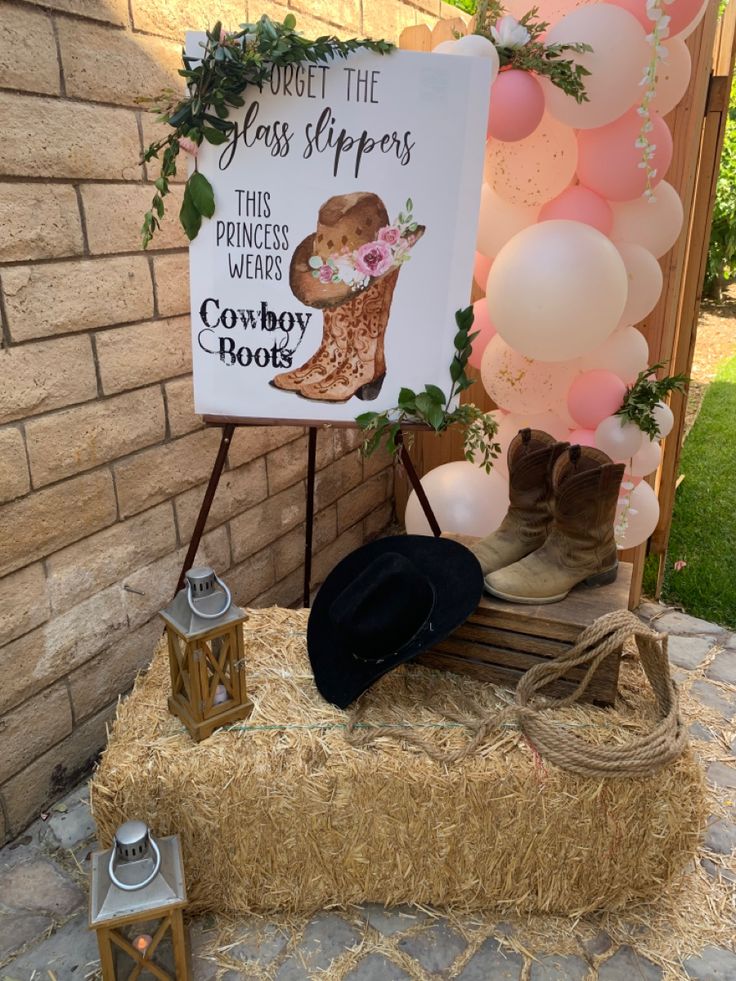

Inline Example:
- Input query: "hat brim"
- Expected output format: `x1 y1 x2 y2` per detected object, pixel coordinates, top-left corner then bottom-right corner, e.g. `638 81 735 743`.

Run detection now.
290 227 426 309
307 535 483 709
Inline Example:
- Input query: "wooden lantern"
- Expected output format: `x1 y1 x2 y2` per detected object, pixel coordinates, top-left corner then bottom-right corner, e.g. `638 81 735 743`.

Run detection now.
89 820 189 979
159 567 253 742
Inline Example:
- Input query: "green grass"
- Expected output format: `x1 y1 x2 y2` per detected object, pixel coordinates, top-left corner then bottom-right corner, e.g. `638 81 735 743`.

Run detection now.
649 353 736 628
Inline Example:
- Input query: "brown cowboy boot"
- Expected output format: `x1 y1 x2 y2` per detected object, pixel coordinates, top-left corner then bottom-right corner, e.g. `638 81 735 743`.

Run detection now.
471 429 569 575
485 444 625 604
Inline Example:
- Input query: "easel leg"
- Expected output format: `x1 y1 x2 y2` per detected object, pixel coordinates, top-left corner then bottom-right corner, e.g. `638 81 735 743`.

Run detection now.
304 427 317 607
396 430 441 537
175 424 235 596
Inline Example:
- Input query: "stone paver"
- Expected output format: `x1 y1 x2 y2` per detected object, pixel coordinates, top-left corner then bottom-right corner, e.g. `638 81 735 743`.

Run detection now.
529 953 589 980
667 635 715 669
598 944 663 979
707 650 736 684
582 930 614 956
228 920 290 966
689 721 716 742
361 903 428 936
344 952 412 980
682 945 736 980
3 910 99 978
0 857 84 916
707 760 736 789
397 920 468 973
0 910 52 963
704 815 736 854
456 938 524 980
275 912 361 980
46 786 95 848
652 611 724 636
690 680 736 720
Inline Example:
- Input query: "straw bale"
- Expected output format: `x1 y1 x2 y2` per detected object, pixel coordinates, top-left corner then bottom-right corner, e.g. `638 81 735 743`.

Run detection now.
91 607 706 916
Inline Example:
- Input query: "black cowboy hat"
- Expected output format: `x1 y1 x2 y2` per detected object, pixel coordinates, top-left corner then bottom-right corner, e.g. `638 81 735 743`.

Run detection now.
307 535 483 708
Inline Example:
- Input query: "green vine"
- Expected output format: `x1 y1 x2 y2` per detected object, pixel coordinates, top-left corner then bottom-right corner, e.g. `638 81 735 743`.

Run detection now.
615 363 688 439
139 16 392 248
473 1 592 103
356 307 501 472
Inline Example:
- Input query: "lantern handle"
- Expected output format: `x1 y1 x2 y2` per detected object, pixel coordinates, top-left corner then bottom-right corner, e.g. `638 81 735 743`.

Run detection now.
187 574 231 619
108 836 161 892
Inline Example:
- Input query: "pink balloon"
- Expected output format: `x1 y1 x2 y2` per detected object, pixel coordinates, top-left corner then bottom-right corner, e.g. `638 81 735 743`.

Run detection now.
474 251 493 290
577 109 673 202
569 427 597 448
539 186 613 236
610 0 705 38
488 70 545 142
567 370 627 429
651 39 692 117
468 298 497 369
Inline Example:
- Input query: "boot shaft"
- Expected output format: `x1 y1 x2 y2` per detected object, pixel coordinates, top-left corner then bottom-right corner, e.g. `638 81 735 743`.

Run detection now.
502 429 569 540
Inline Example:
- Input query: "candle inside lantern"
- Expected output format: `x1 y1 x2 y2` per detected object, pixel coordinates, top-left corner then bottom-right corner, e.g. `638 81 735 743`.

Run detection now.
133 933 153 955
213 684 228 705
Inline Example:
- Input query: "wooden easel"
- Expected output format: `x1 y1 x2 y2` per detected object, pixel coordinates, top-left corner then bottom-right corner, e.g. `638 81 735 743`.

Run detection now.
176 416 441 607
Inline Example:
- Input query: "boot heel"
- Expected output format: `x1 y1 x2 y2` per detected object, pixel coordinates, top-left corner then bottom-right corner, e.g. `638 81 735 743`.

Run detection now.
355 374 385 401
582 565 619 589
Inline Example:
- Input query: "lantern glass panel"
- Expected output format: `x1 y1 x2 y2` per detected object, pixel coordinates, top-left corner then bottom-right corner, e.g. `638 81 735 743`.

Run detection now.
109 917 177 978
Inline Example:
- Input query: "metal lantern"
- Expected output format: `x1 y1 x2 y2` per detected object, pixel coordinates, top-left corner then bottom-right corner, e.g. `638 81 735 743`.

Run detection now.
89 820 189 979
160 567 253 742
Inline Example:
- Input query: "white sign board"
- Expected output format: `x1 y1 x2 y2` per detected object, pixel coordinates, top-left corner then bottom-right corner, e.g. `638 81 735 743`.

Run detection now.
187 39 491 422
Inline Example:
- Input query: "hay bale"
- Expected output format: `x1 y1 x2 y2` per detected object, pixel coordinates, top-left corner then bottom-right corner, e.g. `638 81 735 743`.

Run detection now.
91 608 706 916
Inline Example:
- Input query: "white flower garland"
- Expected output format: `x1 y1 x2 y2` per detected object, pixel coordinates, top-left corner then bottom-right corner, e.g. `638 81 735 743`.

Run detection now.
636 0 673 202
614 476 637 546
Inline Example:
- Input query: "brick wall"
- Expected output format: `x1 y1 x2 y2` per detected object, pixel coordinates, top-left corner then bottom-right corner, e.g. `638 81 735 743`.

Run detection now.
0 0 454 843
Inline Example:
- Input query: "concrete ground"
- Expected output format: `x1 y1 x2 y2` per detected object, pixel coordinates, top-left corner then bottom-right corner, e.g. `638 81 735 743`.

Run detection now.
0 604 734 981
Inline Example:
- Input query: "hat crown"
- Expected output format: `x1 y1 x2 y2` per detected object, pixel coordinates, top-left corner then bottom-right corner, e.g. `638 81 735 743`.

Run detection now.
314 192 389 258
329 552 434 662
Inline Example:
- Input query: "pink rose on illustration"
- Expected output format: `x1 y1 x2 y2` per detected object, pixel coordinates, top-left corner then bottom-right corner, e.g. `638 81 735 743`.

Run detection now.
354 241 392 278
317 264 334 284
378 226 402 246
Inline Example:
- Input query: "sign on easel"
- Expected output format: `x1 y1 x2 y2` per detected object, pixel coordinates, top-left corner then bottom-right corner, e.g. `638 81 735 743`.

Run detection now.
186 36 491 423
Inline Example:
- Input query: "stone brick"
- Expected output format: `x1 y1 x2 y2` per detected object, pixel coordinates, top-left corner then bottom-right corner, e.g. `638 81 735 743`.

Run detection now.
364 499 393 539
96 315 192 394
132 0 246 38
0 683 72 784
2 256 153 342
272 506 337 579
311 523 363 586
1 701 117 835
0 426 30 503
114 426 221 517
0 93 141 180
47 502 177 612
338 469 392 532
0 335 97 425
57 18 181 107
332 426 364 457
0 470 117 577
0 183 83 263
362 0 417 41
122 525 229 628
251 566 302 609
0 564 49 646
315 449 363 510
227 546 276 608
291 0 359 30
165 374 201 437
68 617 162 721
228 425 304 467
0 2 59 94
230 483 305 562
26 387 165 487
175 456 268 539
81 183 186 255
154 252 190 316
266 432 334 495
24 0 128 24
363 443 394 477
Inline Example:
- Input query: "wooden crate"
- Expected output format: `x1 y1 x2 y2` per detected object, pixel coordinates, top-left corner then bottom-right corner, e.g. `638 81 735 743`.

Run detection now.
417 559 633 705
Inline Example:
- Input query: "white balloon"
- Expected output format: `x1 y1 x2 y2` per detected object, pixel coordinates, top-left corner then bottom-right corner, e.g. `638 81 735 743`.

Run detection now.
652 400 674 438
433 39 457 53
486 410 570 477
627 436 662 477
616 481 660 549
651 38 691 116
451 33 501 80
477 184 539 260
610 182 684 258
404 461 510 538
616 242 664 325
595 415 643 461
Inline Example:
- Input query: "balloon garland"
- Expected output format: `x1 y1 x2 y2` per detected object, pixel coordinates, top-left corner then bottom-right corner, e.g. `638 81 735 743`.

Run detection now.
406 0 700 546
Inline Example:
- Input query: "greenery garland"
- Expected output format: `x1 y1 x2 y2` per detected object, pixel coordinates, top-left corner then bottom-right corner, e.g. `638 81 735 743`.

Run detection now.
139 16 392 248
356 307 501 472
615 362 688 439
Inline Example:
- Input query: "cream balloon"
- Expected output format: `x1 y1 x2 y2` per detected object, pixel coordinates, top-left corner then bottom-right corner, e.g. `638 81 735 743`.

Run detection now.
432 39 457 53
595 414 643 460
578 325 649 382
485 410 569 478
610 182 684 258
627 436 662 477
616 242 663 325
476 184 539 259
615 480 660 549
404 461 510 537
481 335 577 414
451 32 501 81
651 38 691 117
652 400 674 438
484 114 578 208
542 5 650 129
486 220 628 361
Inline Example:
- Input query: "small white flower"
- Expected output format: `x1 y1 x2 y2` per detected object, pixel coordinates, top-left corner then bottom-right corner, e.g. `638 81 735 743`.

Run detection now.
491 15 530 49
334 256 360 286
